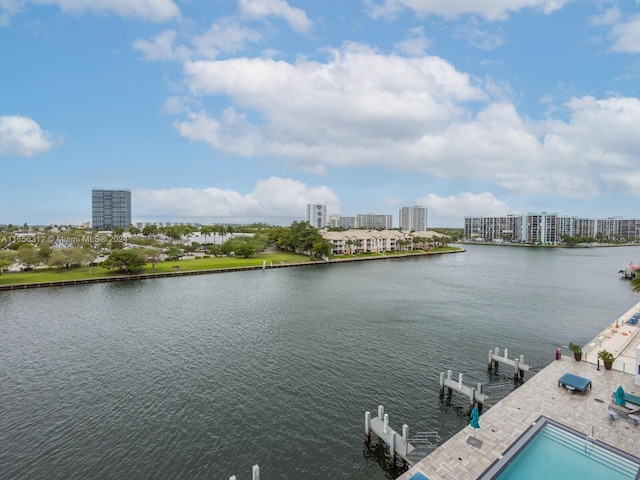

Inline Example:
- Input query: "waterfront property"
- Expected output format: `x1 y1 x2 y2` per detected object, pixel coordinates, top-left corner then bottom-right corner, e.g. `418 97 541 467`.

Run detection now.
322 229 447 255
464 213 640 244
399 302 640 480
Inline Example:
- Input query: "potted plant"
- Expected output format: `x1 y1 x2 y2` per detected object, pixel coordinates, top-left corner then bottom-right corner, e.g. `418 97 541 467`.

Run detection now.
568 342 583 361
598 349 614 370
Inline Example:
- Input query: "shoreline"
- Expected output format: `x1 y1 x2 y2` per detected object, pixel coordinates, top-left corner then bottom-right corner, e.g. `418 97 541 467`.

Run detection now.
0 248 465 291
459 241 640 248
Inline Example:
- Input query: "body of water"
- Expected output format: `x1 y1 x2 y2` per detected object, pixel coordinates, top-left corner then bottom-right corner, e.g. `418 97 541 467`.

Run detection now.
1 245 639 479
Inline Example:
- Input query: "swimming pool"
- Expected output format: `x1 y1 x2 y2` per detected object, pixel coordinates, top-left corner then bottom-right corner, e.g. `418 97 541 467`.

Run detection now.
478 417 640 480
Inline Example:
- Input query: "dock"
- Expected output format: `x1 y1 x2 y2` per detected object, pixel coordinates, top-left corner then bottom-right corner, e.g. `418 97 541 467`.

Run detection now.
487 347 536 380
439 348 542 414
365 405 440 466
439 371 490 412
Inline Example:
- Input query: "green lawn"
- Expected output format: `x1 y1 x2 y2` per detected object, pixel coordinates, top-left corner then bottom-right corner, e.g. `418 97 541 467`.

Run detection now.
0 247 463 286
0 252 312 286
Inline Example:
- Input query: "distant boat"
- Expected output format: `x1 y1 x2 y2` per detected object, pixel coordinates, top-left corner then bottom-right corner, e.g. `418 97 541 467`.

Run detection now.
619 262 639 279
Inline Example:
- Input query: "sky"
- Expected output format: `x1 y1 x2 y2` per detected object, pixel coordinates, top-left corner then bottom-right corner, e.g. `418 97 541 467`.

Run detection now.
1 0 640 228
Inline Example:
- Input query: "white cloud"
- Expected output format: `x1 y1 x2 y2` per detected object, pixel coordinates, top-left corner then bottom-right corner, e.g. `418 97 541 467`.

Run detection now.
609 14 640 53
0 115 54 156
0 0 23 26
133 30 188 61
134 177 339 222
453 19 504 50
366 0 571 21
178 42 486 164
3 0 180 23
239 0 312 33
394 26 430 56
192 17 263 58
418 192 516 226
590 7 621 27
133 19 262 62
540 96 640 191
169 41 640 203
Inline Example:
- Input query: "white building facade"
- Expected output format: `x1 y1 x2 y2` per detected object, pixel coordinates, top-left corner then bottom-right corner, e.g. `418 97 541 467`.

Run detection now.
306 204 327 229
465 213 640 244
399 206 427 231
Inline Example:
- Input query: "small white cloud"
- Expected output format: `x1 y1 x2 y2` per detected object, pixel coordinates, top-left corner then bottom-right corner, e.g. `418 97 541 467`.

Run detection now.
133 19 262 63
453 20 504 50
394 26 430 56
6 0 180 23
366 0 571 21
609 15 640 53
163 96 190 115
192 17 262 58
0 0 23 26
133 30 189 61
173 110 223 149
0 115 55 156
134 177 339 222
239 0 312 33
590 7 621 27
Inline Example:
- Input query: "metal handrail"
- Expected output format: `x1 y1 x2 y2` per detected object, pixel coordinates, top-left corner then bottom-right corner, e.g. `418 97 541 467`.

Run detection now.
408 431 441 457
584 425 596 455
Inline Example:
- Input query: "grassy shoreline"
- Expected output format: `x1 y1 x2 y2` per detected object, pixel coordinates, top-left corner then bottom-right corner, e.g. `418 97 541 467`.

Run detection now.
0 247 463 290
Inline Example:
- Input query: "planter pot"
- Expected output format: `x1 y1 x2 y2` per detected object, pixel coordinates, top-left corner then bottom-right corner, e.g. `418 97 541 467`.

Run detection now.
604 361 613 370
573 353 582 361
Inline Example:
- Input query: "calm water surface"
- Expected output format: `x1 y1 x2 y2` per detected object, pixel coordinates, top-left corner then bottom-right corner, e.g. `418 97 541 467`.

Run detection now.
1 245 639 479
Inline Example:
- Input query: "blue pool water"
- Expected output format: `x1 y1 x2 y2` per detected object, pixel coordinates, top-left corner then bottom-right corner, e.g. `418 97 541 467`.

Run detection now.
493 420 640 480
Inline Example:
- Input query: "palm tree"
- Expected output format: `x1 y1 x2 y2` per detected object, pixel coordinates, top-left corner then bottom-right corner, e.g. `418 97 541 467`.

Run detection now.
217 225 227 244
345 239 353 255
200 225 213 251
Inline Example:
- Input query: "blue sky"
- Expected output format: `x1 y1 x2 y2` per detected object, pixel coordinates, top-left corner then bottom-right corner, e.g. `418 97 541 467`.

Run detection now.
1 0 640 227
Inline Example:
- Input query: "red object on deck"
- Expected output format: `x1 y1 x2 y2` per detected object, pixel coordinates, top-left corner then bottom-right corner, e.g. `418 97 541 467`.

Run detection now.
556 348 562 360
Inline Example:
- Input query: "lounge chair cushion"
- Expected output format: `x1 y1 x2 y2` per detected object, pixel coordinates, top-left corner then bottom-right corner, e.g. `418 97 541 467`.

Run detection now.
558 373 592 393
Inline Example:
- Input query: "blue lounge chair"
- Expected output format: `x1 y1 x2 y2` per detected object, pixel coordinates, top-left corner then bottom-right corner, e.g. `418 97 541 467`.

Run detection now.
558 373 592 393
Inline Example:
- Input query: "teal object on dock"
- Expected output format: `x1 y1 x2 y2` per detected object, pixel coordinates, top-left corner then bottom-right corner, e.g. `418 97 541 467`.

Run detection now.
470 405 480 430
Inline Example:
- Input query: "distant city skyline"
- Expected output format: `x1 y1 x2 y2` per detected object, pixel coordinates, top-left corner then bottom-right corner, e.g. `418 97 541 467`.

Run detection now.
465 213 640 243
2 2 640 226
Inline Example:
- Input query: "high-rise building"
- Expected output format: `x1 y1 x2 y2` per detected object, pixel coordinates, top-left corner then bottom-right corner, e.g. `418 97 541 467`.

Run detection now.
306 204 327 229
464 213 640 243
92 189 131 230
399 206 427 231
356 213 392 229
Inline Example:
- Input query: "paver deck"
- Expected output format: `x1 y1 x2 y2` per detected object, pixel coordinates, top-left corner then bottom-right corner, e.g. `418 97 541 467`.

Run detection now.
398 302 640 480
